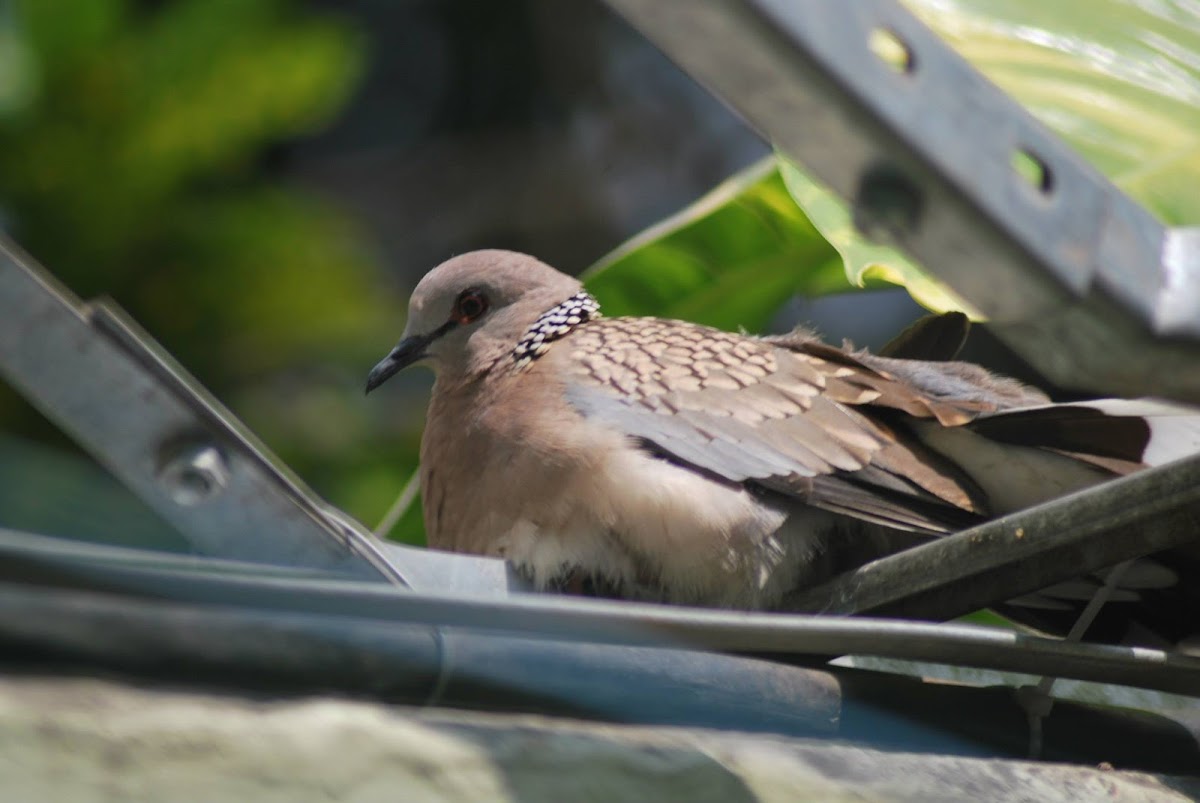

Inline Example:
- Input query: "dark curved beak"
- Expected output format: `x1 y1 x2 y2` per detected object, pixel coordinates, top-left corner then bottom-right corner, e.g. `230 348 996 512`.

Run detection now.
365 332 435 394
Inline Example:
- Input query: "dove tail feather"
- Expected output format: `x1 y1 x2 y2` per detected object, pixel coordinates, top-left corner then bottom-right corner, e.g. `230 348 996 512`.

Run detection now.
969 399 1200 469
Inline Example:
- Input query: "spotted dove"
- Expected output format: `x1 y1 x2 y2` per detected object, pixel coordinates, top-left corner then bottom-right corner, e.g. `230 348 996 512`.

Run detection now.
366 250 1200 646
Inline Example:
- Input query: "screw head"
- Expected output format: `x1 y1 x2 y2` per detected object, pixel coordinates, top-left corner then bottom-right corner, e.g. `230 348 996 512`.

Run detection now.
158 441 229 506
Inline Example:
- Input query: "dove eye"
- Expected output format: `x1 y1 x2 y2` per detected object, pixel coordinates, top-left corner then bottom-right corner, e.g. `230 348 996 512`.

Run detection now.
452 289 489 323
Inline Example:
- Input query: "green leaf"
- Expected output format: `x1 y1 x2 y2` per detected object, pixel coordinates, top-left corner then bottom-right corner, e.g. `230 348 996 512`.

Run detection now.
583 158 848 333
778 156 982 317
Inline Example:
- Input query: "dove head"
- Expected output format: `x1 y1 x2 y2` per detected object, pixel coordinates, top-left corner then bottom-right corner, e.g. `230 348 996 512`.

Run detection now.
366 250 583 391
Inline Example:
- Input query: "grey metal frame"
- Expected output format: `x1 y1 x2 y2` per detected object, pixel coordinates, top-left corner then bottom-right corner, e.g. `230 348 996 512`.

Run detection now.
2 527 1198 696
603 0 1200 402
5 574 1199 771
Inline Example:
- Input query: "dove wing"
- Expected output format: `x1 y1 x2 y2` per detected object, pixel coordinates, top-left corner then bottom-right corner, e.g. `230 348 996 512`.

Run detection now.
560 318 988 533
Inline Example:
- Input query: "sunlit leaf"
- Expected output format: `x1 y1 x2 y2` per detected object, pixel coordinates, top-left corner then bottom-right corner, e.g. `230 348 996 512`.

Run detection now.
904 0 1200 225
777 157 982 317
584 158 848 333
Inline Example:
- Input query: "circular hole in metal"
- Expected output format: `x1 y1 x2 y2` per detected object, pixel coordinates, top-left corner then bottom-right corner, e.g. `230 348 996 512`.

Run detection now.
1012 149 1054 195
870 28 915 74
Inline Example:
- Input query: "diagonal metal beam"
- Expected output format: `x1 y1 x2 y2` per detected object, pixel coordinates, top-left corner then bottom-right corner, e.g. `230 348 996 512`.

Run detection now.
0 240 407 585
6 577 1200 770
603 0 1200 401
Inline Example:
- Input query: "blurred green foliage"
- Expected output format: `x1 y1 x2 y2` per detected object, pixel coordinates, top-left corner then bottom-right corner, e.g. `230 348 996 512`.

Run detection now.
0 0 418 533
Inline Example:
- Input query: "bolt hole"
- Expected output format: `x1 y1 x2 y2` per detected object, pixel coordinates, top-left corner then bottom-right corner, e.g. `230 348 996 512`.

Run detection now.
1012 149 1054 195
177 467 213 498
870 28 915 74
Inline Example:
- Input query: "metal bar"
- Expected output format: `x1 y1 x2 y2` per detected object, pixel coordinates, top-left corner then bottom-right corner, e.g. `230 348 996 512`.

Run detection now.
602 0 1200 401
1 529 1196 695
5 582 1200 771
0 239 405 583
0 583 843 741
0 523 526 599
786 453 1200 622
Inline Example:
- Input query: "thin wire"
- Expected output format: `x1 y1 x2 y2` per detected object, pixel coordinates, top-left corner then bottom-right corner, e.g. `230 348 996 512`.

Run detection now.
1040 560 1135 697
374 469 421 539
1022 560 1134 759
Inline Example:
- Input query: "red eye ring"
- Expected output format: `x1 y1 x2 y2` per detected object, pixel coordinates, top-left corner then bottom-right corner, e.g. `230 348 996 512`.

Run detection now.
452 289 489 323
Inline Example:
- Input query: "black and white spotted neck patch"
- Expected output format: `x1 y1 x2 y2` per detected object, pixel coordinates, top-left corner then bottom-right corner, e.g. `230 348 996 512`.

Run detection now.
512 291 601 369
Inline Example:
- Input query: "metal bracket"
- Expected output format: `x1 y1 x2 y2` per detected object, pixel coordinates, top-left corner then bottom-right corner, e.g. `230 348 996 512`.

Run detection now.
602 0 1200 401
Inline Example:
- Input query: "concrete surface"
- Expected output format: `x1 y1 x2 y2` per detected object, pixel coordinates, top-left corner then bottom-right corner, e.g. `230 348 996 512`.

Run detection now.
1 673 1196 802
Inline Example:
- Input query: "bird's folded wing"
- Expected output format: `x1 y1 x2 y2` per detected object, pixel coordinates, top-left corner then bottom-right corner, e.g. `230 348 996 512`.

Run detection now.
560 318 990 532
